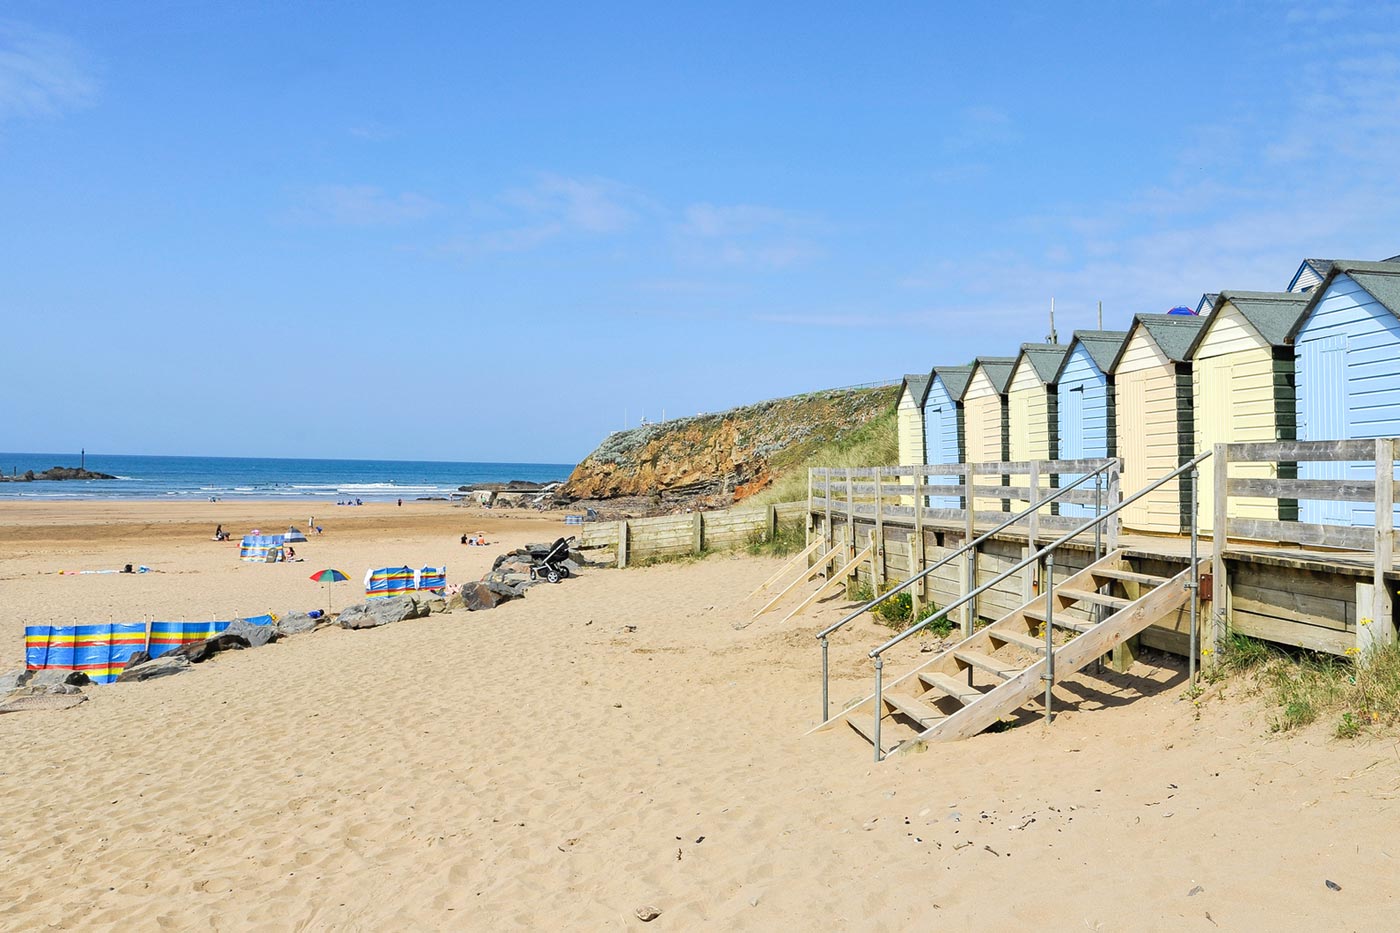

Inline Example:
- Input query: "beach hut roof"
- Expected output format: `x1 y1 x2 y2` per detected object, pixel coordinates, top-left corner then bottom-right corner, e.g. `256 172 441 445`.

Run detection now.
1185 291 1310 356
971 356 1017 394
1196 292 1219 316
1110 314 1207 371
1015 343 1070 385
1053 330 1129 383
899 372 932 408
1287 260 1400 341
1287 258 1335 293
931 363 974 401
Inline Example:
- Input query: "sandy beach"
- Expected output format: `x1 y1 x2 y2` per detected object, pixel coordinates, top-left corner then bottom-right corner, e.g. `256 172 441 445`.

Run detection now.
2 500 1398 930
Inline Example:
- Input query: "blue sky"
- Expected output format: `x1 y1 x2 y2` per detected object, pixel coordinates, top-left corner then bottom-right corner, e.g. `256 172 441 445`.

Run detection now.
5 2 1400 463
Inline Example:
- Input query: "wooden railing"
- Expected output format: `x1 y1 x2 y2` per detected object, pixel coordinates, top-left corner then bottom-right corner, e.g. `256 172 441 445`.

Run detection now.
808 458 1122 543
1214 438 1398 652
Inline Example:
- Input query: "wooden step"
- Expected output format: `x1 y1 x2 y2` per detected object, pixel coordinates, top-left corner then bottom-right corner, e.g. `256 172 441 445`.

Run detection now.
952 648 1021 680
846 714 885 749
1089 568 1169 587
882 692 946 727
989 628 1047 653
918 671 985 706
1022 606 1093 632
1056 587 1132 611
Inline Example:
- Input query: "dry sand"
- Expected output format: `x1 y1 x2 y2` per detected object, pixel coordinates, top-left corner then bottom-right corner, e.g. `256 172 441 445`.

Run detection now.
2 500 1399 930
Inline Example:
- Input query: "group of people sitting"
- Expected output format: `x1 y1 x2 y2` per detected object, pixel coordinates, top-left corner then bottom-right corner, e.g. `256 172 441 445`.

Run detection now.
214 525 230 541
461 532 490 546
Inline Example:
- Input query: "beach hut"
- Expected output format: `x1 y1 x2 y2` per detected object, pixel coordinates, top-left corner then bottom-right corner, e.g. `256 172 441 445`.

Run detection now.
1185 290 1309 533
896 372 931 468
1287 260 1400 526
1287 259 1335 294
922 364 972 510
963 357 1016 511
1053 330 1128 517
1109 314 1206 534
1007 343 1069 509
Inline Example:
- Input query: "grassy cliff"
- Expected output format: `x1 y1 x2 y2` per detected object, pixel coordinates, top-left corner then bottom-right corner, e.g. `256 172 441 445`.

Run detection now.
562 385 897 508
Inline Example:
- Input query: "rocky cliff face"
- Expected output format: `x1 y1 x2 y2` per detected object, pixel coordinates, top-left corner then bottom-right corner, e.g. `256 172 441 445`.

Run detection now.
562 386 893 507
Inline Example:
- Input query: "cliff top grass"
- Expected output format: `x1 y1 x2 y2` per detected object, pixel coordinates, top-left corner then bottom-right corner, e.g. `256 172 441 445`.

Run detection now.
746 404 898 506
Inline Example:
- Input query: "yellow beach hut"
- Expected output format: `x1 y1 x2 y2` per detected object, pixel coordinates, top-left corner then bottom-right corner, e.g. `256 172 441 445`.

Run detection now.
1184 291 1310 532
896 372 931 468
1109 314 1207 534
962 356 1016 512
1006 343 1069 508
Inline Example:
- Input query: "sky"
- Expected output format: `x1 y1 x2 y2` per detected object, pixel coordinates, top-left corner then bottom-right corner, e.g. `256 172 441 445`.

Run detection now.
5 1 1400 464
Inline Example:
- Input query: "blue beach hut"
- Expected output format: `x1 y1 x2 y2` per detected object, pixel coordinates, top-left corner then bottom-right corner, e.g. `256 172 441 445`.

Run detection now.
1288 260 1400 527
922 364 972 510
1053 330 1129 517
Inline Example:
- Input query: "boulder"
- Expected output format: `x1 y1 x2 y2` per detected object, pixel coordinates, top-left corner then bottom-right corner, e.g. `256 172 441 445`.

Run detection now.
461 582 513 611
337 595 421 629
413 594 447 615
275 611 320 636
445 591 464 612
123 650 151 670
170 633 250 663
8 682 83 697
226 618 279 648
28 669 92 688
117 654 192 682
0 670 30 691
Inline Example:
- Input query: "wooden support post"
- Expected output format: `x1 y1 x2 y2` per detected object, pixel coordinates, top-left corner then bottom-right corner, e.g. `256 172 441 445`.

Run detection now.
912 467 925 612
824 468 832 552
692 512 704 555
1106 459 1122 552
1025 460 1041 603
869 528 881 588
806 469 813 549
618 520 630 570
1209 443 1229 663
845 470 857 587
963 465 976 638
873 470 884 585
1365 438 1397 654
767 502 778 541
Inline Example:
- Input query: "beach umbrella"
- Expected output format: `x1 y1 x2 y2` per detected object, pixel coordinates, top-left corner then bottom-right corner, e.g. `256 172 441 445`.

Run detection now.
309 568 349 606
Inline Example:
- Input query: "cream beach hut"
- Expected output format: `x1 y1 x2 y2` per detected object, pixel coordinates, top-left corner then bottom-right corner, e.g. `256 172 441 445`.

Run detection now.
1006 343 1069 509
1185 291 1309 532
1109 314 1207 534
896 372 932 468
963 356 1016 512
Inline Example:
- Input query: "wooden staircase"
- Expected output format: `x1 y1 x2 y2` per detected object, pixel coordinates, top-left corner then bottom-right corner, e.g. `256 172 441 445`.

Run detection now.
811 550 1199 756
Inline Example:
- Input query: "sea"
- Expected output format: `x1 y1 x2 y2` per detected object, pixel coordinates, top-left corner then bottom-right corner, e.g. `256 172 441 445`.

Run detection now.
0 452 575 502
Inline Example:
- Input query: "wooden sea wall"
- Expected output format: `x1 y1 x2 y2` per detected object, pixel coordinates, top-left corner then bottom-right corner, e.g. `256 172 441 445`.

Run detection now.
577 501 807 566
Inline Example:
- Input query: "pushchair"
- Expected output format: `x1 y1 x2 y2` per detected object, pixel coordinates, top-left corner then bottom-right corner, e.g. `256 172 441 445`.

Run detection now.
528 536 575 583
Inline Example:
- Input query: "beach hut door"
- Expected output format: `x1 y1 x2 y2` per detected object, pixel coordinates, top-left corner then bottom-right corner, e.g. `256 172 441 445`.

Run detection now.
1302 335 1350 524
1060 385 1085 459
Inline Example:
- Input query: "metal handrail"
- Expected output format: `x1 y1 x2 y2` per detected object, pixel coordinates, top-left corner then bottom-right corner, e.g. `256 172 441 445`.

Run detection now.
871 450 1211 661
814 463 1117 721
815 463 1114 642
863 449 1212 761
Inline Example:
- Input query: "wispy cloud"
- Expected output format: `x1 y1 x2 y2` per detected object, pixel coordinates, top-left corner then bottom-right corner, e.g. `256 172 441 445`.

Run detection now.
674 202 826 268
502 173 644 234
0 22 96 122
293 184 441 226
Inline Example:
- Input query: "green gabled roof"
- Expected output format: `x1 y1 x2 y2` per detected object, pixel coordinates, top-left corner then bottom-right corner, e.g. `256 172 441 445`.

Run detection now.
1055 330 1129 382
971 356 1017 395
931 363 973 401
1287 261 1400 341
899 372 932 408
1014 343 1070 387
1187 291 1310 355
1111 314 1206 370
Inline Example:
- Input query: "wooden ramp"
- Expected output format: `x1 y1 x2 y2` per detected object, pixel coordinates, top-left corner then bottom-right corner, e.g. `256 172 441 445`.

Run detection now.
811 550 1199 755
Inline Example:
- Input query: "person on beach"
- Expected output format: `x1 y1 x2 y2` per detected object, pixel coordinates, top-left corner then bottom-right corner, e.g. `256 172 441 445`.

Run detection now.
215 524 225 541
397 498 402 507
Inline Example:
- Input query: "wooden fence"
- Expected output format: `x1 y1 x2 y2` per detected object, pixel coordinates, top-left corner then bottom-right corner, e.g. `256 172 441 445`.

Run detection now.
1214 438 1399 654
576 500 807 567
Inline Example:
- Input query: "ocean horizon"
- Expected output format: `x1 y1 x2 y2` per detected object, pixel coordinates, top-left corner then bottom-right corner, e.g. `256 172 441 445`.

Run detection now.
0 452 575 502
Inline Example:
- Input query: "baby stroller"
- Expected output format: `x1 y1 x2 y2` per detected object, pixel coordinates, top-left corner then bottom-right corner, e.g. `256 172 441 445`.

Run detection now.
529 536 575 584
